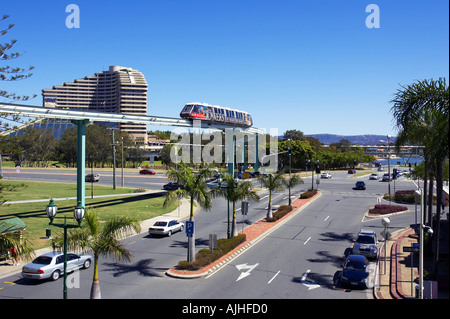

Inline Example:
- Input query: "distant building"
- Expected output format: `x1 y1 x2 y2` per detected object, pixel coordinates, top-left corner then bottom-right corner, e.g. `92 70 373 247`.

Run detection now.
42 66 148 144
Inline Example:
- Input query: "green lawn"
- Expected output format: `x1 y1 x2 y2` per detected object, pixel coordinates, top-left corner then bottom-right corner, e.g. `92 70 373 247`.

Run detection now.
1 180 177 250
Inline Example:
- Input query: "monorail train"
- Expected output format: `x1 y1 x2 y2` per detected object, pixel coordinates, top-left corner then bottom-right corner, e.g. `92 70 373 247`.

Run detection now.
180 102 253 128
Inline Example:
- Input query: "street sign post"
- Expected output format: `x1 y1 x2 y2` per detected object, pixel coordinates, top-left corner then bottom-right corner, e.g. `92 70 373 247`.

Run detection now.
186 221 194 238
241 202 249 215
403 246 419 253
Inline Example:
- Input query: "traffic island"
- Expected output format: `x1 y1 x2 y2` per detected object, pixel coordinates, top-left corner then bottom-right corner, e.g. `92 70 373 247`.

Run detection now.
166 190 322 279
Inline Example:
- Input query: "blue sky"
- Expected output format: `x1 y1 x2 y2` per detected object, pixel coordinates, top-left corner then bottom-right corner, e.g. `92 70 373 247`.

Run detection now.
2 0 448 136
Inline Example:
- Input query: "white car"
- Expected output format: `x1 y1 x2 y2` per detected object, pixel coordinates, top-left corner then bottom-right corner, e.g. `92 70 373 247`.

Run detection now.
369 173 379 180
148 219 184 237
22 251 92 281
320 172 332 179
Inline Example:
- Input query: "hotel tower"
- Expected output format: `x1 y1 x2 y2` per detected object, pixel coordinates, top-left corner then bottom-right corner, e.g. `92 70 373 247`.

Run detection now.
42 66 149 144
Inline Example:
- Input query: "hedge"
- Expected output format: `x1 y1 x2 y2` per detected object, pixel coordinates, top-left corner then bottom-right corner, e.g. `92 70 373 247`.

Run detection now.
177 234 246 271
368 204 408 215
267 205 292 222
300 189 317 199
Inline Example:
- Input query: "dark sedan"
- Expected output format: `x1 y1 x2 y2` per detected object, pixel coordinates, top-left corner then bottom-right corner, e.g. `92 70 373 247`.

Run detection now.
340 254 370 289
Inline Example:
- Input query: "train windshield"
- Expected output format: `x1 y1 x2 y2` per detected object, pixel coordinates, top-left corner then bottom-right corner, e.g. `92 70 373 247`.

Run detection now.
182 105 193 112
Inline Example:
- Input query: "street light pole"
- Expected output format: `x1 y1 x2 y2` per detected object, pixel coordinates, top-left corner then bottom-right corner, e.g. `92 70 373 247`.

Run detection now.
387 135 391 204
46 199 85 299
382 217 390 275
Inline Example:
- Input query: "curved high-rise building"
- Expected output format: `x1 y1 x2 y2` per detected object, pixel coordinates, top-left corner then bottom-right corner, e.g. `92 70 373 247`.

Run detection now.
42 66 148 144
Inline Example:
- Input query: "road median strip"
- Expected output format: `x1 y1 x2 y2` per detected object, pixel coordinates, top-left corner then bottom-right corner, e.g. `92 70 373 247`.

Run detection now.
166 190 322 279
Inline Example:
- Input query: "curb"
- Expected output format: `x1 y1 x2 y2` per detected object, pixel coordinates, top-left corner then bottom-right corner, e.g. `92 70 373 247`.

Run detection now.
165 191 322 279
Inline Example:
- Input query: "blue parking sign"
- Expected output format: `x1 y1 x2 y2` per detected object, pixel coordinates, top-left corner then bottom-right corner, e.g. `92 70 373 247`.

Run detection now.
186 221 194 237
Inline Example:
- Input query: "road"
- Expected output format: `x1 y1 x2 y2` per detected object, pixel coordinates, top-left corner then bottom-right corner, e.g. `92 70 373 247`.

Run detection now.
0 169 417 301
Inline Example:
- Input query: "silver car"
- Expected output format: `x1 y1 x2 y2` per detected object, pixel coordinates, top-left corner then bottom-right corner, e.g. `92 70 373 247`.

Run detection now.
22 251 92 281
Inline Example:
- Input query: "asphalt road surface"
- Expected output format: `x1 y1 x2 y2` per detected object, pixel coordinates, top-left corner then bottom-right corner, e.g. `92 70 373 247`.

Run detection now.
0 169 417 302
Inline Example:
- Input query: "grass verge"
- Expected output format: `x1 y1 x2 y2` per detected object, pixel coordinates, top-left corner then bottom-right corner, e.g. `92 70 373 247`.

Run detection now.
1 180 177 250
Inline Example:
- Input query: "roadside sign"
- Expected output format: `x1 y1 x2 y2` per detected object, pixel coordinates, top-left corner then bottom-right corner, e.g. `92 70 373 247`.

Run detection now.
186 221 194 237
403 246 419 253
209 234 217 250
241 202 249 215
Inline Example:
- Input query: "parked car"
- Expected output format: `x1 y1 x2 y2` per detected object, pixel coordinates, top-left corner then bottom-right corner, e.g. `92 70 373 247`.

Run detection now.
148 219 184 237
21 251 92 281
352 230 379 260
382 173 391 182
340 254 370 289
348 169 355 174
139 169 156 175
369 173 379 180
354 181 366 190
320 172 332 179
85 174 100 182
163 182 180 191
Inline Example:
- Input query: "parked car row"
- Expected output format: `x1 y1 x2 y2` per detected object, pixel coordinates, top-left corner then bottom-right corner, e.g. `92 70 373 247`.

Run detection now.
340 230 379 289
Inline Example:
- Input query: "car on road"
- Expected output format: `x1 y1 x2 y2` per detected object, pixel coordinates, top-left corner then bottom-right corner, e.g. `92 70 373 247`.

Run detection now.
340 254 370 289
163 182 180 191
369 173 379 180
354 181 366 190
348 169 355 174
139 169 156 175
148 219 184 237
85 174 100 182
21 251 92 281
382 173 391 182
352 230 379 260
320 172 332 179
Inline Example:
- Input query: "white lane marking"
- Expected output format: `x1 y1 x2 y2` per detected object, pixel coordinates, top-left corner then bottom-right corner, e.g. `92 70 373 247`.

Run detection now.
268 271 280 284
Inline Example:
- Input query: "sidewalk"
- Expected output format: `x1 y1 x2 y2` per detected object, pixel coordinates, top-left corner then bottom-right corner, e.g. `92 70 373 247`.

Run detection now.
374 217 449 299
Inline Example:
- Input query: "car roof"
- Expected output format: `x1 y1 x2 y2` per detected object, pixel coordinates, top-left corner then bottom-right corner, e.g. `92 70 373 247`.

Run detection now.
155 218 177 222
347 254 367 262
358 230 376 236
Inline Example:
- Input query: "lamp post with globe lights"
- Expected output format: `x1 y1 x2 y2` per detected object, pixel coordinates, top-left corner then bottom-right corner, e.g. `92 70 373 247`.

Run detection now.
46 199 85 299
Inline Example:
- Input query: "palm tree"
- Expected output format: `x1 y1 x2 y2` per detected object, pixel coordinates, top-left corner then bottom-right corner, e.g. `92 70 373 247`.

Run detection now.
163 164 213 262
257 172 285 220
62 210 141 299
215 173 260 237
391 77 449 279
282 174 304 206
0 225 34 264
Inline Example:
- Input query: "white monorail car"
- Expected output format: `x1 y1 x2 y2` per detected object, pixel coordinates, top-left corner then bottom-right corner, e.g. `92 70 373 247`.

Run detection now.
180 102 253 128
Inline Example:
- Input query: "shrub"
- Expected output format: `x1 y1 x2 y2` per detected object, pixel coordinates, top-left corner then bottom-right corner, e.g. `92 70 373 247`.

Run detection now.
300 189 317 199
394 190 419 204
368 204 408 215
176 234 246 271
267 205 292 222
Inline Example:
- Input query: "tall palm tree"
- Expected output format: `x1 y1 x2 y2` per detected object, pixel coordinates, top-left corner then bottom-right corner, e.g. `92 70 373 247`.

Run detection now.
391 77 449 279
163 164 213 262
63 210 141 299
214 173 260 237
257 172 285 220
282 174 304 206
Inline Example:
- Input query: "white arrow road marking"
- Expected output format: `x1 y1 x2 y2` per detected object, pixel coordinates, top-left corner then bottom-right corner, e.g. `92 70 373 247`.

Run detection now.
301 269 321 290
235 263 259 281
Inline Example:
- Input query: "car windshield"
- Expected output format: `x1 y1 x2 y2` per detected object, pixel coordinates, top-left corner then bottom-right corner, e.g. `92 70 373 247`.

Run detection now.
345 259 366 270
32 256 53 265
154 221 168 227
357 235 375 244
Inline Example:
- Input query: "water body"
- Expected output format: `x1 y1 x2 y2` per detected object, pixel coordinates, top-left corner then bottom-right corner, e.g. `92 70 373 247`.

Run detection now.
375 157 423 166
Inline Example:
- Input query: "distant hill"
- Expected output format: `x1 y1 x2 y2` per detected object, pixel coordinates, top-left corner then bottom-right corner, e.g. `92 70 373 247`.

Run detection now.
305 134 396 145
